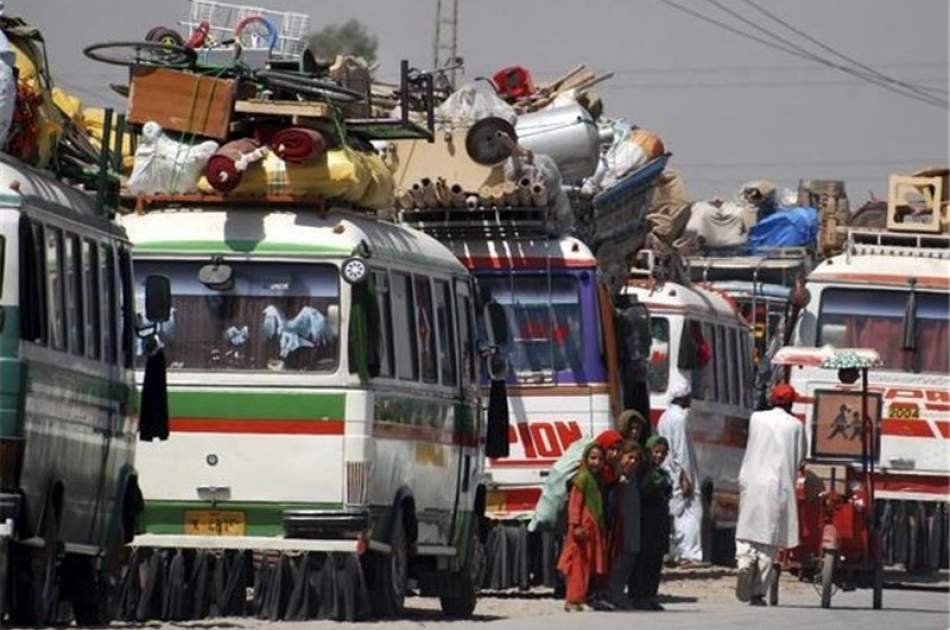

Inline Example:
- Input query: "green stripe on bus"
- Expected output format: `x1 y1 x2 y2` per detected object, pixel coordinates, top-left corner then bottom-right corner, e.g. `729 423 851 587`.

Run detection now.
169 390 346 420
143 500 343 537
134 240 352 256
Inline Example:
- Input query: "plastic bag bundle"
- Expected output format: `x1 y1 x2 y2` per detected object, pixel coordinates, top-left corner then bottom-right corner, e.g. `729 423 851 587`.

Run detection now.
582 121 665 195
687 200 748 249
434 82 518 127
746 206 819 252
128 122 219 194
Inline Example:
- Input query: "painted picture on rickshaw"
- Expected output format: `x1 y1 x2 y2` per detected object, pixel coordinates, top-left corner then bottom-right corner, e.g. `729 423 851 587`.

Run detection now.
812 390 882 459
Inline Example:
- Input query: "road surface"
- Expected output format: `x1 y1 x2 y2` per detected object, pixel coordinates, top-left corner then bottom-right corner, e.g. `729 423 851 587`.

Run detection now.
107 569 948 630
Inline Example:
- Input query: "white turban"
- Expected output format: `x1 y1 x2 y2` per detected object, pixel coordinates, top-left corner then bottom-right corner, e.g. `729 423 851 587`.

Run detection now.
667 373 691 403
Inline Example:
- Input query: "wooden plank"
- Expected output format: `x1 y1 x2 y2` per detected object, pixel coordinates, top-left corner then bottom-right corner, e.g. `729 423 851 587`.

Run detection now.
234 100 331 118
390 130 505 194
128 67 235 140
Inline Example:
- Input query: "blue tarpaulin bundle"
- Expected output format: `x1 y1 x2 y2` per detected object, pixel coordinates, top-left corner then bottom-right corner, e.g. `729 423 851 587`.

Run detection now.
746 206 819 252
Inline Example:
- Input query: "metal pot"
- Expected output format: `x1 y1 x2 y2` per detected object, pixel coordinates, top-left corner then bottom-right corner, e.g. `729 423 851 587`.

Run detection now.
515 104 601 182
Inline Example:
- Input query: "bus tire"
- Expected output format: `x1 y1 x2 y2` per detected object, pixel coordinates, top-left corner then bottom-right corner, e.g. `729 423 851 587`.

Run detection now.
872 559 883 610
12 494 64 625
0 529 8 619
69 556 112 627
440 528 482 618
374 505 409 618
820 551 835 609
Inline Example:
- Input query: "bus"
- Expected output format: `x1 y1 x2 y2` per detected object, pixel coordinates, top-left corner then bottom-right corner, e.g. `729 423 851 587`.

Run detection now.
119 204 507 620
786 229 949 572
0 155 168 625
623 276 755 563
444 235 629 588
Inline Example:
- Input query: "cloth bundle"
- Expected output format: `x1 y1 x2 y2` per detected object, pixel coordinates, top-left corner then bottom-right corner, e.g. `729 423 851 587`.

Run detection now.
204 138 267 193
271 127 328 164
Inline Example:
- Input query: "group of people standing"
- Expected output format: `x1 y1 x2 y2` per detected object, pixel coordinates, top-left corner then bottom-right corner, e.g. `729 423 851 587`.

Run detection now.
556 377 704 612
555 375 805 611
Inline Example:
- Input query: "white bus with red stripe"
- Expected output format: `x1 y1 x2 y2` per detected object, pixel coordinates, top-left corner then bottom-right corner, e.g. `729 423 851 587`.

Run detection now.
622 277 755 562
446 236 624 586
786 230 949 570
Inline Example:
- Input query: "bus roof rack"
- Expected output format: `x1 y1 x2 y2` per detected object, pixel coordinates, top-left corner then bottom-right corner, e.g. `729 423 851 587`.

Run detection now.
398 205 550 240
122 193 335 214
847 228 950 259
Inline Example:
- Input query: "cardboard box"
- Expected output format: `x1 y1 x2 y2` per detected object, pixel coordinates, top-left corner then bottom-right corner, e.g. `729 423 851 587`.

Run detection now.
128 67 236 140
390 130 505 194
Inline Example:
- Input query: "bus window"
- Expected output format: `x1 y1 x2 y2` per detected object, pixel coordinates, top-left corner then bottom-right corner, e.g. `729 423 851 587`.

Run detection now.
119 249 135 367
688 321 715 401
818 288 949 374
391 271 418 380
435 279 458 387
44 226 66 351
740 331 753 409
372 270 394 378
18 218 46 344
727 328 739 406
100 244 118 364
648 317 670 394
414 275 437 384
713 325 728 403
64 234 84 356
82 239 101 360
456 283 475 388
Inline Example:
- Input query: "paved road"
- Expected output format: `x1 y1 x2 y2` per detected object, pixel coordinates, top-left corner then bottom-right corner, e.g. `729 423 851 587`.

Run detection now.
116 576 948 630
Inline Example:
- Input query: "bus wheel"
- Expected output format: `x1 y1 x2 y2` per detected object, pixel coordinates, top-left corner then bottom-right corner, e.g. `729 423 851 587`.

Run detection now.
374 506 409 617
820 551 835 609
439 531 482 618
12 500 64 625
68 556 112 626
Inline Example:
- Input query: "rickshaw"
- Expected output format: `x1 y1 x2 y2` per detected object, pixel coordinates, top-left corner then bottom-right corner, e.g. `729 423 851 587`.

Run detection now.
772 346 884 610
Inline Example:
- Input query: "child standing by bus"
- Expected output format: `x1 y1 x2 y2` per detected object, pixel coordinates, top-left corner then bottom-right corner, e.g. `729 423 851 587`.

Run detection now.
633 435 674 610
558 443 608 611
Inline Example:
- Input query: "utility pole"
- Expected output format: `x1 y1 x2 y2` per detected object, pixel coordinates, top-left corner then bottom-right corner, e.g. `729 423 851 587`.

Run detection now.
432 0 460 88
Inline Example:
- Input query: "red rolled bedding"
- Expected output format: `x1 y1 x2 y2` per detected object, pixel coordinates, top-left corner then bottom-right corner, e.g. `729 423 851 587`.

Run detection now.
204 138 261 192
270 127 328 164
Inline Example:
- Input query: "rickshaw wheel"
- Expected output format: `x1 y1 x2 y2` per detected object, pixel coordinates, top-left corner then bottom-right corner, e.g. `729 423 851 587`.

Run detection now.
820 551 835 609
872 561 883 609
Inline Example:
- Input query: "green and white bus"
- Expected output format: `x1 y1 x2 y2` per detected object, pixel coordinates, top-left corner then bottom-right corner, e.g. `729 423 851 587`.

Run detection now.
120 204 508 621
0 155 169 625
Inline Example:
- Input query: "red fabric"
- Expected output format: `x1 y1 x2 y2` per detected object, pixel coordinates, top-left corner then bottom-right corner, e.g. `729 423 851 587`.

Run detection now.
557 486 607 604
491 66 535 100
770 383 797 406
594 430 623 450
270 127 328 164
843 315 949 373
7 82 42 162
204 138 260 192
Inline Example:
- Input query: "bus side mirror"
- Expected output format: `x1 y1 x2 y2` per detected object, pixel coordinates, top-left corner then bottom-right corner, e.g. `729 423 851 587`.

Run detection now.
485 356 510 459
485 301 509 347
617 300 651 364
144 274 171 323
140 349 169 441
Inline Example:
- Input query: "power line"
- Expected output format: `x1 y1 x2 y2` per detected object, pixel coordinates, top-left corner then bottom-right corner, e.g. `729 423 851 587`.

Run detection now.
701 0 948 108
605 77 947 90
655 0 948 109
739 0 945 103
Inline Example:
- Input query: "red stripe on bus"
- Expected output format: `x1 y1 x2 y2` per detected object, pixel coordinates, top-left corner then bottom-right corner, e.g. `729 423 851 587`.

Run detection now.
170 418 345 435
489 488 542 512
873 473 950 495
926 403 950 412
936 421 950 439
489 459 557 468
880 418 936 438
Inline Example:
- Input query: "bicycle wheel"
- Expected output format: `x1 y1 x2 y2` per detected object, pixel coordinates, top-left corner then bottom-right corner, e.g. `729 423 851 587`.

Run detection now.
255 69 365 103
83 41 196 68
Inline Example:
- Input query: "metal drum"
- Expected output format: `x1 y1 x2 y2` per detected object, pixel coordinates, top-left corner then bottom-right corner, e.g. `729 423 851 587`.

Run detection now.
515 104 601 182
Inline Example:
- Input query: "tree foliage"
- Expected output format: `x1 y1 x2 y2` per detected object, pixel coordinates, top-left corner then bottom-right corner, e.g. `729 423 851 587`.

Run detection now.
306 18 378 64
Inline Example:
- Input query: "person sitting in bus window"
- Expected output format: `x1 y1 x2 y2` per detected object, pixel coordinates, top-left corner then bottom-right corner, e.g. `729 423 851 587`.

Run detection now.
605 440 644 609
657 375 704 564
557 443 608 612
632 435 674 610
734 383 806 607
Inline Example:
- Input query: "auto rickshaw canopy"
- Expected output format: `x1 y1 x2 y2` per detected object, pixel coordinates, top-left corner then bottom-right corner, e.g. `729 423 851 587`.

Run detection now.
772 345 883 369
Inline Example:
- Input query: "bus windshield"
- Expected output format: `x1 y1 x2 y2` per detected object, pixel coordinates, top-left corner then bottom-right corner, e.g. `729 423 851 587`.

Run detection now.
818 287 949 374
135 261 339 372
478 271 601 384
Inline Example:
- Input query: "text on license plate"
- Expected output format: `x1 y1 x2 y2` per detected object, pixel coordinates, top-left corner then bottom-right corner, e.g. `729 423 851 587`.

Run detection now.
183 510 246 536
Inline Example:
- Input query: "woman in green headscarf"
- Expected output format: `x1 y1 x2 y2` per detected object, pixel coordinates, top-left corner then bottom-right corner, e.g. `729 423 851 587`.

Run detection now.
616 409 652 446
557 442 608 611
631 435 674 610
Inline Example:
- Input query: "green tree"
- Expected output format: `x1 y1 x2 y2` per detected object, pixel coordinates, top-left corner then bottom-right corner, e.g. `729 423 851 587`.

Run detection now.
306 18 378 64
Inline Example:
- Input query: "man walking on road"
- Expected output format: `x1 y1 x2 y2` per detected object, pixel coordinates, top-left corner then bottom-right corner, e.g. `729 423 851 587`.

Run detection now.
734 383 806 606
657 375 703 563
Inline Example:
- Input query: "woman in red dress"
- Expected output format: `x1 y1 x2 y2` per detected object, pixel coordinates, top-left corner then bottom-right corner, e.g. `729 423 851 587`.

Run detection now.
557 442 608 611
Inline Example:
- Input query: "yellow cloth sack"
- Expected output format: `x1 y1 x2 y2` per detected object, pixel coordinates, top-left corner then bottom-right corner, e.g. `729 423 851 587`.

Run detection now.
81 107 136 173
198 147 374 203
356 151 395 210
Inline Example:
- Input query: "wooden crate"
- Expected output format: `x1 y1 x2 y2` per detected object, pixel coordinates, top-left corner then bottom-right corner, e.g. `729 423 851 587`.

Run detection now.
128 67 236 140
390 130 505 194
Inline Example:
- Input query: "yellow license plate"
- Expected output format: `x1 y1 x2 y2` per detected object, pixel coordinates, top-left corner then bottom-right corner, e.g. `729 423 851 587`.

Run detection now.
183 510 246 536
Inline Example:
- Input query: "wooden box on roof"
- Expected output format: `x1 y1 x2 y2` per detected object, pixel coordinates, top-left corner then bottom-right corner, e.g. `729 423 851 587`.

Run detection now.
128 67 236 140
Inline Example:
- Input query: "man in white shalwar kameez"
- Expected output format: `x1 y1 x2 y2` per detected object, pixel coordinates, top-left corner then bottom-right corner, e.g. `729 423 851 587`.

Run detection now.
734 383 806 606
657 375 703 563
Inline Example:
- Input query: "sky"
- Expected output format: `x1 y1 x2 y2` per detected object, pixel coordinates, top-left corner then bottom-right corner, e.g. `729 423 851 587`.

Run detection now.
12 0 949 203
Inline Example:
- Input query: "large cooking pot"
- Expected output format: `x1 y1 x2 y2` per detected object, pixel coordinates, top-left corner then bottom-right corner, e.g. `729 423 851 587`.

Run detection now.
515 104 601 182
